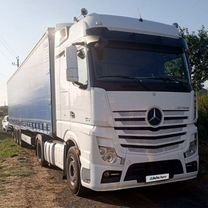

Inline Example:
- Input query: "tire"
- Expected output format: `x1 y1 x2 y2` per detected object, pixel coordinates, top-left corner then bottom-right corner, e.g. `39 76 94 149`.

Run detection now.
36 136 48 167
66 147 87 196
14 130 18 143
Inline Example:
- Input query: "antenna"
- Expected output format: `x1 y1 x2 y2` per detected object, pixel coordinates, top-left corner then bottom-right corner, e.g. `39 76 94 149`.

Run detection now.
81 8 88 17
73 8 88 22
137 8 143 22
172 22 179 29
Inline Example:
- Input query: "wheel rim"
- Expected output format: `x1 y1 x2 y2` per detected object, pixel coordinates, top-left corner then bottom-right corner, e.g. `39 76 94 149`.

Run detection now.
68 156 78 187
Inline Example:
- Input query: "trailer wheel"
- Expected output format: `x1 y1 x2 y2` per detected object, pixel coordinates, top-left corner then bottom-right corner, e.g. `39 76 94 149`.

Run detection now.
13 130 18 144
15 130 21 145
36 137 48 167
66 147 87 196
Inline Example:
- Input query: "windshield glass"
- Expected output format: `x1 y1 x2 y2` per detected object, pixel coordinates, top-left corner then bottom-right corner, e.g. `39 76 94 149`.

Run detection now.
90 44 191 92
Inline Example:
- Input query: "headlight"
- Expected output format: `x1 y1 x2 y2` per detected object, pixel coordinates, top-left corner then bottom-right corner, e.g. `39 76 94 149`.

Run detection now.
184 137 197 158
99 146 118 164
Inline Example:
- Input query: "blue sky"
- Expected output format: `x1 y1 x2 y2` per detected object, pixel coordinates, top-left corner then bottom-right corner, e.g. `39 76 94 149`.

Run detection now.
0 0 208 105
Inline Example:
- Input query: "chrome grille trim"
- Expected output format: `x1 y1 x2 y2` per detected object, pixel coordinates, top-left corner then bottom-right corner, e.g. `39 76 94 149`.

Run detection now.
126 144 180 154
114 124 186 131
115 118 145 121
116 120 147 126
164 116 188 120
163 110 188 116
164 119 184 125
121 140 184 149
116 128 184 136
119 136 183 146
113 111 146 118
118 132 186 140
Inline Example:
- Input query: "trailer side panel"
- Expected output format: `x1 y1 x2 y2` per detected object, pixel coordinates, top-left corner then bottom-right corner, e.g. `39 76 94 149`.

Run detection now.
8 29 55 135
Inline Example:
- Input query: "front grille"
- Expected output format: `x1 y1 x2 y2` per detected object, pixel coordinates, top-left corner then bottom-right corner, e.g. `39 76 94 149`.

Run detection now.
124 160 184 182
113 109 189 153
121 140 184 149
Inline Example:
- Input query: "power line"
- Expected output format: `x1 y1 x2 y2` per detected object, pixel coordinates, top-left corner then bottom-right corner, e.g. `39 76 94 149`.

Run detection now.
0 33 19 67
0 39 16 57
0 72 7 77
0 34 17 57
0 47 13 63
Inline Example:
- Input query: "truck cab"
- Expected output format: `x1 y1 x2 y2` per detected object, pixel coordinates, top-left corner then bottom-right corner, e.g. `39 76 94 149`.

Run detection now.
54 14 198 192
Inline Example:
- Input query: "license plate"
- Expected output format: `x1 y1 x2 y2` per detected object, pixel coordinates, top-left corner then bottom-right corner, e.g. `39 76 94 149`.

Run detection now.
146 173 169 183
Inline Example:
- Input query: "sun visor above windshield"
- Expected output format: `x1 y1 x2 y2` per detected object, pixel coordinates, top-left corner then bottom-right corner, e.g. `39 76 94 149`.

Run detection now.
86 27 187 50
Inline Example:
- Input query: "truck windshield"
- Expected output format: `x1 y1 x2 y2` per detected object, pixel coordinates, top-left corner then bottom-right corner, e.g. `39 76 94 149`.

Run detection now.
90 44 191 92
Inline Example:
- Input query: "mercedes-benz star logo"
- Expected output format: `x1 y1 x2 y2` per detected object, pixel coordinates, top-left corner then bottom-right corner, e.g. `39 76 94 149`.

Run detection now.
147 108 162 126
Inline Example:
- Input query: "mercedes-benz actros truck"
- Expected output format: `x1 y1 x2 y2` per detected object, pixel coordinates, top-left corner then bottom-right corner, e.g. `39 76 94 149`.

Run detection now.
7 11 198 195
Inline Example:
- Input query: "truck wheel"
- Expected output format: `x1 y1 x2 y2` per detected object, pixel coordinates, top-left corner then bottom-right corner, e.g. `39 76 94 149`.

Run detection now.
36 137 48 167
66 147 87 196
17 130 23 147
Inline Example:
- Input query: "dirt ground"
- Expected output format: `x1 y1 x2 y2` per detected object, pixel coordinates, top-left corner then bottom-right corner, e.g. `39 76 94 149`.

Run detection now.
0 142 208 208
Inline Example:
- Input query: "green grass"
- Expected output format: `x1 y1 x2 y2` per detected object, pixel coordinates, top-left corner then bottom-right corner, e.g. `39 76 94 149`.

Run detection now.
0 135 21 159
0 132 34 196
0 132 34 180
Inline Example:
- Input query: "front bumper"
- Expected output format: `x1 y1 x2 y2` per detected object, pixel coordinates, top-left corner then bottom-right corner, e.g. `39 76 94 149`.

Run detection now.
81 152 198 191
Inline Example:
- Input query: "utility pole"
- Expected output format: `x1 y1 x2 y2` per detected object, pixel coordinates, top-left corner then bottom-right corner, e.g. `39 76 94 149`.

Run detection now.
16 56 19 67
12 56 20 68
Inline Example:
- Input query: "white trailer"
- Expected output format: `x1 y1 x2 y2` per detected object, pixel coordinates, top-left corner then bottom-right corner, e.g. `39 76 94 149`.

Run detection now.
8 11 198 195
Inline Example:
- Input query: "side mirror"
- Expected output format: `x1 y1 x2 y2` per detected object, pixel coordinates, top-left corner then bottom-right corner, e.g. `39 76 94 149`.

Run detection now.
66 45 79 82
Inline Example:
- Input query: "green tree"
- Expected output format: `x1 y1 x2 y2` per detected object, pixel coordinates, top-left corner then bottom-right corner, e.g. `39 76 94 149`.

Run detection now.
180 26 208 91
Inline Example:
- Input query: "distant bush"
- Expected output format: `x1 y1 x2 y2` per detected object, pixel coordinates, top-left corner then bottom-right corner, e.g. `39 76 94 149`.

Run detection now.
198 96 208 141
197 96 208 176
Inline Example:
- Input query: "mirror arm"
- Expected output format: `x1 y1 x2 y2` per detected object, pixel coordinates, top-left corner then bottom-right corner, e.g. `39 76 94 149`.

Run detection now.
72 41 85 46
73 81 88 89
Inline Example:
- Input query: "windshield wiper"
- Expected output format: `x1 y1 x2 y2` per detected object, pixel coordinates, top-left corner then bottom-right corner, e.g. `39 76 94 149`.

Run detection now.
140 76 188 84
98 75 138 80
98 75 150 90
140 76 190 90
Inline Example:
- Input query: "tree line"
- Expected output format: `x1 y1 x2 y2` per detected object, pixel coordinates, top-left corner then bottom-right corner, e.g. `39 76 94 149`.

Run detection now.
180 26 208 91
0 106 8 117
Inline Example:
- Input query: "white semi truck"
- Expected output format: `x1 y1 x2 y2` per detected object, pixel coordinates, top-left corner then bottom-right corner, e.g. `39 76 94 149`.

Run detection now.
8 11 198 195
